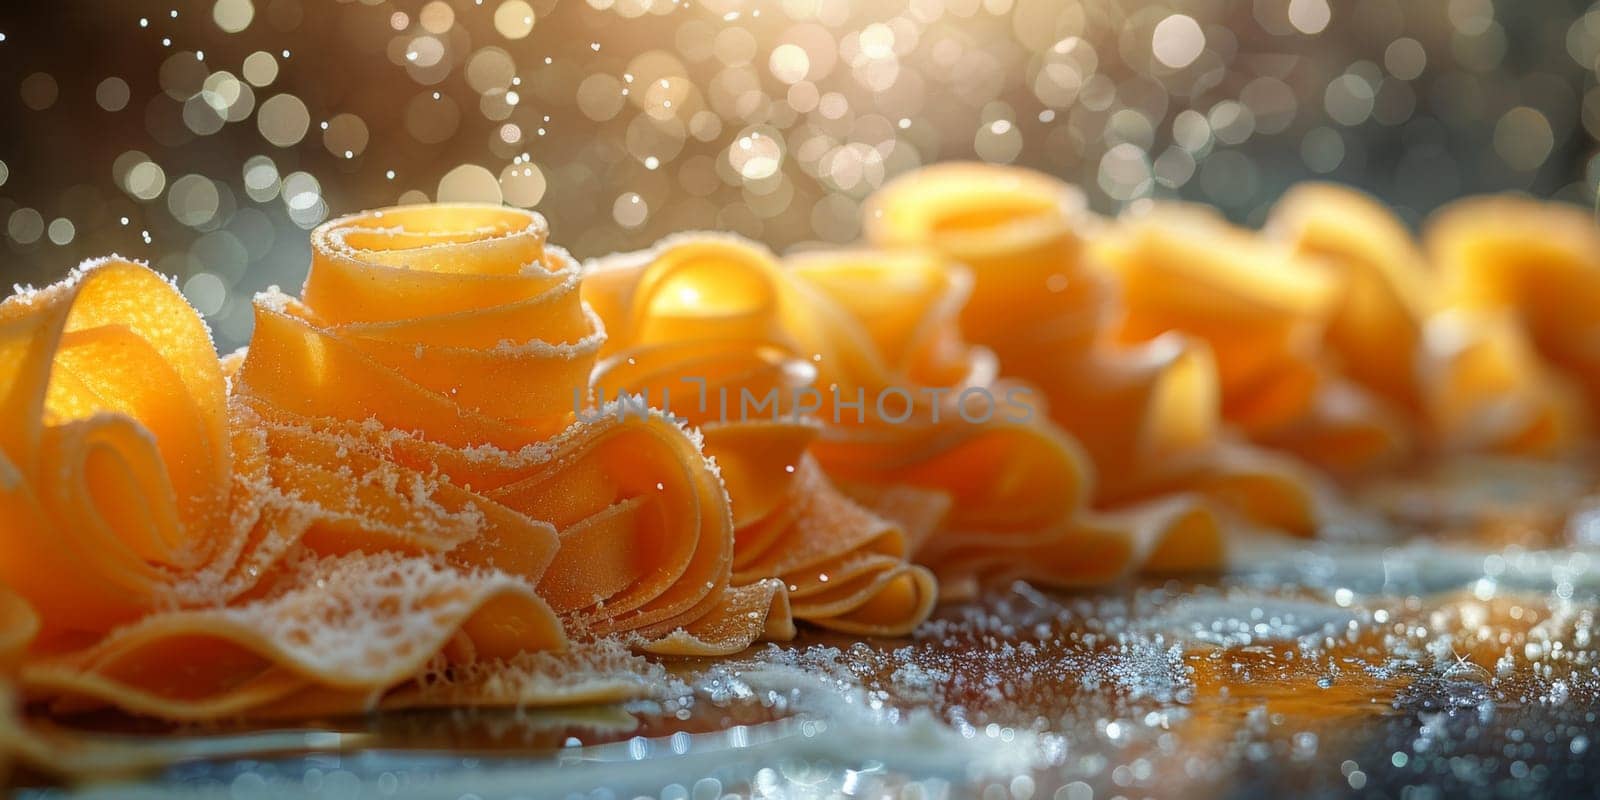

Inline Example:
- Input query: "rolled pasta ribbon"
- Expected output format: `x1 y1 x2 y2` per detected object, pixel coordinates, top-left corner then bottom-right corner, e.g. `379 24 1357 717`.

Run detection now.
585 233 1157 596
782 247 1220 590
0 258 578 721
1418 310 1586 455
0 259 579 723
0 259 233 643
584 235 934 635
781 248 1085 522
23 552 567 720
1428 195 1600 412
1092 202 1408 473
235 205 785 657
1267 183 1434 414
861 164 1216 495
864 163 1315 536
1270 184 1584 456
863 163 1109 353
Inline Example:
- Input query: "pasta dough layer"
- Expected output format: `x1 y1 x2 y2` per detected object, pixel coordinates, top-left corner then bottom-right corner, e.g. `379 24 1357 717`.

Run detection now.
0 260 234 643
1426 195 1599 441
585 236 936 634
584 229 1199 599
235 205 789 657
866 164 1587 530
864 163 1317 546
782 247 1175 594
1268 184 1583 456
0 259 571 724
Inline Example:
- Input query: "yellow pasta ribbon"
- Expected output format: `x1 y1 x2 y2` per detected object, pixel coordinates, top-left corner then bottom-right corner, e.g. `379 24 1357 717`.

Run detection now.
0 260 233 642
1 258 569 722
865 163 1315 549
783 246 1178 595
1426 195 1598 443
235 205 789 657
1272 184 1584 455
585 235 935 634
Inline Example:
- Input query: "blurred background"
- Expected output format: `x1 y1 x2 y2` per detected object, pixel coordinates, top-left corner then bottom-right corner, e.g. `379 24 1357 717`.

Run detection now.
0 0 1594 351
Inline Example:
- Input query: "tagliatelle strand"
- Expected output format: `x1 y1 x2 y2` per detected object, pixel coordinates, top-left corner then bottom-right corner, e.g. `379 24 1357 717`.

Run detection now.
1427 195 1600 428
584 235 935 634
23 552 567 721
0 260 235 643
0 257 581 726
1269 184 1585 456
863 162 1316 549
236 205 788 657
781 244 1224 592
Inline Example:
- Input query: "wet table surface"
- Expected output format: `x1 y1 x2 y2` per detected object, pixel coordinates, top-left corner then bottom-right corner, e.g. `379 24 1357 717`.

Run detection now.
17 456 1600 799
